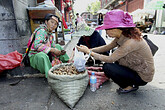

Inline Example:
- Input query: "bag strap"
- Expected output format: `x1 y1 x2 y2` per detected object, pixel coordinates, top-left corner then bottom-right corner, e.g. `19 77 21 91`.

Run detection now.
25 28 40 56
143 35 148 39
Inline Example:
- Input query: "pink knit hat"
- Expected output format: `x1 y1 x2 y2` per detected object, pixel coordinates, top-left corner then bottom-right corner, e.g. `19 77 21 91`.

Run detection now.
96 9 136 30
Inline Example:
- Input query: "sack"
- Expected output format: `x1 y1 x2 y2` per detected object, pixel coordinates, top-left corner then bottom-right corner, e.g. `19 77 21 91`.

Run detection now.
73 47 86 72
143 35 159 56
86 66 109 89
22 54 30 66
48 63 89 108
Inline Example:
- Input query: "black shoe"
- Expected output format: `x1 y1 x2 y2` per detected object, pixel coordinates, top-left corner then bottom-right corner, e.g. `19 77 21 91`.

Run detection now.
116 86 139 94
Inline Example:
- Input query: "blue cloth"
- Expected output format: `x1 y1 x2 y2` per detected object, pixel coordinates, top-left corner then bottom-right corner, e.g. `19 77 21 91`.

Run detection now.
77 31 109 55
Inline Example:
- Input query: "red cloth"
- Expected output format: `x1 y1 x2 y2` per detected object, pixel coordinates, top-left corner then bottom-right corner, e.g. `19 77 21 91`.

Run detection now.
83 36 90 48
0 51 22 73
51 0 55 5
62 16 68 29
68 7 72 11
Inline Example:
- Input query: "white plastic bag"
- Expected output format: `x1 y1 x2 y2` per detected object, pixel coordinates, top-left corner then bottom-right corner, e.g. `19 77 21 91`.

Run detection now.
73 47 86 72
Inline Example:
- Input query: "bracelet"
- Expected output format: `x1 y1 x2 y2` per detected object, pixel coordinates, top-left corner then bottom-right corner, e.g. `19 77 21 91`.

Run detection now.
88 50 92 57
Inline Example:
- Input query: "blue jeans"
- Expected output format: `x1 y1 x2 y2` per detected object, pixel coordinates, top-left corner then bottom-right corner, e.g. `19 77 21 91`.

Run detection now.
103 63 147 88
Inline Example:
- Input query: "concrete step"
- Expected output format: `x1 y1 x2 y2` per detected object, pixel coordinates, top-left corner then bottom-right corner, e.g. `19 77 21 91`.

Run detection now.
6 66 44 78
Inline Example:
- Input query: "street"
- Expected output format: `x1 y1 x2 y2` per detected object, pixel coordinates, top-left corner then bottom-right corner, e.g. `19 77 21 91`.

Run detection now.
1 0 165 109
0 32 165 110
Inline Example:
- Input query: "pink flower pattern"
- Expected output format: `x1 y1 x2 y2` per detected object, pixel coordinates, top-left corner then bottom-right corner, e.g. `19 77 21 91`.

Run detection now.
26 26 63 66
122 13 133 25
27 27 56 55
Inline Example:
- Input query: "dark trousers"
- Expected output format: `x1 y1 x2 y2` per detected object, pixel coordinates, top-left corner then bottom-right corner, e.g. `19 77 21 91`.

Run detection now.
103 63 147 88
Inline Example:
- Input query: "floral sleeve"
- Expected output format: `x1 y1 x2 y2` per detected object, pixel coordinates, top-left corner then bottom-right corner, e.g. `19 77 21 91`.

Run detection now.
50 35 56 48
33 29 51 54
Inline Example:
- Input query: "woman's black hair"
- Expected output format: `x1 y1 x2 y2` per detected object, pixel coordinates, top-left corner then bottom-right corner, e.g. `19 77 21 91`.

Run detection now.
98 13 103 19
76 13 79 16
44 13 60 22
44 13 60 32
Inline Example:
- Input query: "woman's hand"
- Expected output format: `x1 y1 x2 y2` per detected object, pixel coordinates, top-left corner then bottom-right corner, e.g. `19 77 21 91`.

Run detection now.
60 50 66 55
50 48 61 56
76 45 90 54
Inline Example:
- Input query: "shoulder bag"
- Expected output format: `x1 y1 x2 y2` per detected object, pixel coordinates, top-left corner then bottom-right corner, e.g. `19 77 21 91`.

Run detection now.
143 35 159 56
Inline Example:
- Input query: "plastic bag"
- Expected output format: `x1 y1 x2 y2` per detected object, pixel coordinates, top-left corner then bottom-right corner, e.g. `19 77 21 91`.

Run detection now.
0 51 23 73
48 63 89 108
86 66 109 89
73 47 86 72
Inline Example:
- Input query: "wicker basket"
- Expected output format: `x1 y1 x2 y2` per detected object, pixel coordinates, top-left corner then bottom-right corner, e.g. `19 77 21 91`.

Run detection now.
48 63 89 108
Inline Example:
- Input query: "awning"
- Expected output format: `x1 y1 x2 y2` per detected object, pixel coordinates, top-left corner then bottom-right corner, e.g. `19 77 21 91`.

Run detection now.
131 9 155 16
97 9 109 14
145 0 164 10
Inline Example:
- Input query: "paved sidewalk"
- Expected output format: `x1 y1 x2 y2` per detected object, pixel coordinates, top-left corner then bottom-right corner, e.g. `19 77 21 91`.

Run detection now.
0 33 165 110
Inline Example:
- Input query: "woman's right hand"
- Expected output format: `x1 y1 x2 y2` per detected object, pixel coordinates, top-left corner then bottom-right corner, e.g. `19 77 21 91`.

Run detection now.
50 48 61 56
76 45 90 54
60 50 66 55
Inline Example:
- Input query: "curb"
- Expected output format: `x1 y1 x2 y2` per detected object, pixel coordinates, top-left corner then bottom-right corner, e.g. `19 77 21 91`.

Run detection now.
63 40 71 50
7 73 45 79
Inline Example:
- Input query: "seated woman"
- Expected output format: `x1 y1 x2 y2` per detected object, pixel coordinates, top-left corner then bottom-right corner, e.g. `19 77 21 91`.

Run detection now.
77 9 155 94
26 13 69 78
70 21 109 65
